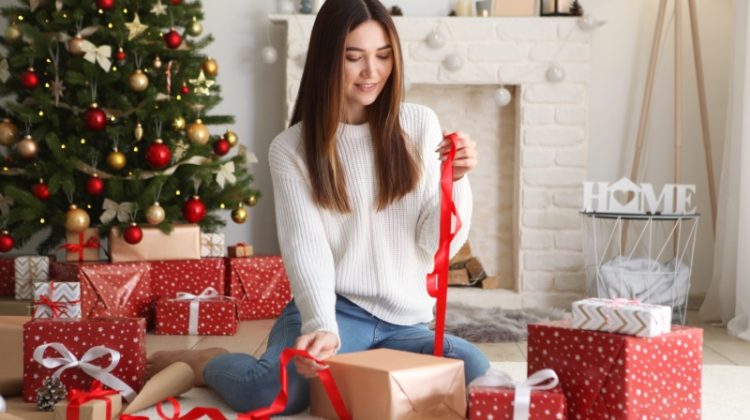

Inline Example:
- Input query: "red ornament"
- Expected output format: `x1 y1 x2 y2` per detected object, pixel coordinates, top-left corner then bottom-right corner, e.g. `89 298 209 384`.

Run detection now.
0 230 12 253
123 223 143 244
115 47 126 64
182 195 206 223
213 138 231 156
170 0 181 5
32 181 50 201
20 68 39 90
145 139 171 169
96 0 116 10
86 174 104 196
180 84 189 95
83 104 107 132
164 29 183 49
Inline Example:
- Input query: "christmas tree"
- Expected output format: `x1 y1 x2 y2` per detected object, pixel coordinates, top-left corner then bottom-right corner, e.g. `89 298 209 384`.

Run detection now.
0 0 258 254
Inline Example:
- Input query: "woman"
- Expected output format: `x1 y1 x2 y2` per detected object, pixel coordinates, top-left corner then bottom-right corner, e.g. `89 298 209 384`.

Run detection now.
148 0 487 414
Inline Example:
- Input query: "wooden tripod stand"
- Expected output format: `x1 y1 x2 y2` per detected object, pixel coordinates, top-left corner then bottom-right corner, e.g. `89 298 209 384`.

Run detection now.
629 0 717 233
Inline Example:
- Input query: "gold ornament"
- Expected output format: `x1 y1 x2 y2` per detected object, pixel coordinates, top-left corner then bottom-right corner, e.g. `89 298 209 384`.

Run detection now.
106 149 127 170
231 205 248 224
187 20 203 37
4 23 21 43
172 116 186 131
68 34 85 56
0 119 19 147
16 135 38 159
134 122 144 142
65 204 91 233
224 130 238 147
202 58 218 77
153 56 163 69
146 202 166 225
245 194 258 207
128 69 149 92
186 119 209 145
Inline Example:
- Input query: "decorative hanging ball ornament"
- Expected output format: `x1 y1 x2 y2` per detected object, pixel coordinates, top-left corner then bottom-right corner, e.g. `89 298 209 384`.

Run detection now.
106 149 127 170
172 116 186 131
213 137 231 156
86 173 104 196
245 194 258 207
261 46 278 65
224 130 238 147
0 230 13 253
128 69 149 92
83 103 107 132
170 0 181 5
4 23 22 43
68 34 86 56
32 180 50 201
279 0 296 14
145 138 171 169
164 29 183 49
231 205 248 224
494 86 512 107
0 118 19 147
442 54 464 72
134 122 144 142
95 0 116 11
146 202 165 225
20 68 39 90
187 20 203 37
186 119 210 145
123 222 143 244
16 135 38 159
153 56 163 69
65 204 90 233
546 64 566 83
425 30 446 49
202 58 218 77
182 195 206 223
115 47 126 66
180 84 190 95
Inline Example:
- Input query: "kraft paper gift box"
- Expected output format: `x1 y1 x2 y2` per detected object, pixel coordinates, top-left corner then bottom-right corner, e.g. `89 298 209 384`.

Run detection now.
53 387 122 420
572 298 671 337
468 369 567 420
109 224 201 263
200 233 226 258
23 317 147 403
154 287 238 336
32 281 82 319
150 258 225 300
0 316 27 397
0 258 14 297
0 298 33 316
528 321 702 419
310 349 466 420
227 243 253 258
64 228 102 263
14 256 50 300
226 256 291 320
493 0 537 16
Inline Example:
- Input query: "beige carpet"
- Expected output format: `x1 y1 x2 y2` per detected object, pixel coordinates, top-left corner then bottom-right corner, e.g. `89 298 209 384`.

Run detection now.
131 362 750 419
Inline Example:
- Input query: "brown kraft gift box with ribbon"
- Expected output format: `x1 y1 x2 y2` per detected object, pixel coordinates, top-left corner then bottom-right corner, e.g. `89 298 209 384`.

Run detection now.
0 316 27 397
52 383 122 420
64 228 102 262
310 348 466 420
109 224 201 263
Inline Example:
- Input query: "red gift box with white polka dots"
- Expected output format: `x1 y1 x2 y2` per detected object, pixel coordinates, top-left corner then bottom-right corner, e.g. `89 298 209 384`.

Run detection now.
22 317 146 403
150 258 226 300
528 321 702 420
52 261 153 319
154 298 238 335
0 258 13 297
226 256 291 320
469 385 567 420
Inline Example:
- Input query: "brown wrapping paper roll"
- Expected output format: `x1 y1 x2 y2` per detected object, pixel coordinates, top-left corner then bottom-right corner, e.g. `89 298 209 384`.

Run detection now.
121 361 194 414
109 224 201 263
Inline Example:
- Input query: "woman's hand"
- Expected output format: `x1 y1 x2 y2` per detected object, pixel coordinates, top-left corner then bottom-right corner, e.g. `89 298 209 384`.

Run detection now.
293 331 340 378
436 131 478 181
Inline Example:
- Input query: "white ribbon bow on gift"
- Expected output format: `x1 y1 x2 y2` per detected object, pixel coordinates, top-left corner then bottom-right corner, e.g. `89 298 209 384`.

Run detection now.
100 199 135 224
32 343 137 402
173 287 223 335
469 368 559 420
80 40 112 72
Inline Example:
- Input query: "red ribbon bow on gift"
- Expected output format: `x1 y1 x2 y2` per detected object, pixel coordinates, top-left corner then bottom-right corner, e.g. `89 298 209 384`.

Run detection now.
238 348 351 420
119 398 227 420
61 232 101 262
32 281 80 319
67 380 120 420
426 132 462 357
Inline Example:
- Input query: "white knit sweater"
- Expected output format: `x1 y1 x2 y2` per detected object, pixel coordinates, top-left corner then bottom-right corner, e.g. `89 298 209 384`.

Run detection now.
268 103 472 341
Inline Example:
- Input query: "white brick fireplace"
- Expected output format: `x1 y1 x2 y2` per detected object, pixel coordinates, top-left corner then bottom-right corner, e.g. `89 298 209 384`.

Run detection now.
270 15 590 309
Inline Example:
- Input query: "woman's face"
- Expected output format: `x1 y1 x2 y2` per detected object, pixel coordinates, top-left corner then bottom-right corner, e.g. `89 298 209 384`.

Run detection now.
342 20 394 121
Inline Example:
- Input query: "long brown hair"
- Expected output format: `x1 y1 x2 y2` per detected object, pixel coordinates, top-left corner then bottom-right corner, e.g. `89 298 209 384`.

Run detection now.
290 0 420 213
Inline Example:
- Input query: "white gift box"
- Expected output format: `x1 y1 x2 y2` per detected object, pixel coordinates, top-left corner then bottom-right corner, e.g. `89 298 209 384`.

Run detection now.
32 281 82 319
200 233 226 258
571 297 672 338
14 256 49 300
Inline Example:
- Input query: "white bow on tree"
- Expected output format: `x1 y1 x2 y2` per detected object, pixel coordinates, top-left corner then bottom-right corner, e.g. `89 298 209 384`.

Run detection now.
100 199 135 224
80 40 112 72
215 161 237 188
0 59 9 83
0 193 13 216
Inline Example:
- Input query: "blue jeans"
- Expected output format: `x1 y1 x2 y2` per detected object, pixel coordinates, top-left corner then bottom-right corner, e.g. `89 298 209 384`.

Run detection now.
203 296 490 414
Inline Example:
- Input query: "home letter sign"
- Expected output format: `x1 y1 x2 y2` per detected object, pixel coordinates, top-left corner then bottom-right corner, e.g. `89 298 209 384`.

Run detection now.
582 177 696 215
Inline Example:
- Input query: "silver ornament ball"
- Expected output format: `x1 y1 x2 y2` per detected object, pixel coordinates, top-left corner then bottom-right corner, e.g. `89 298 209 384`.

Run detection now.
278 0 295 14
426 30 446 49
494 86 512 107
261 46 278 64
443 54 464 72
546 64 566 83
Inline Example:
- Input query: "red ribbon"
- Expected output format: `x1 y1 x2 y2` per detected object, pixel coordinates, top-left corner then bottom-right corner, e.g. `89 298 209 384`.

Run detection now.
32 281 81 319
426 133 462 357
155 397 227 420
66 380 120 420
238 348 351 420
61 232 101 262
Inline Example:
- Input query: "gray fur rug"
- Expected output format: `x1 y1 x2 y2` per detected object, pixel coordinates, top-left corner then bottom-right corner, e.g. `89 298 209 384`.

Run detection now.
443 303 570 342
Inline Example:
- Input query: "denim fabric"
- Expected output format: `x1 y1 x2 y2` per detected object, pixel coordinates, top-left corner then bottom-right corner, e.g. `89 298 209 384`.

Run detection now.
203 296 489 414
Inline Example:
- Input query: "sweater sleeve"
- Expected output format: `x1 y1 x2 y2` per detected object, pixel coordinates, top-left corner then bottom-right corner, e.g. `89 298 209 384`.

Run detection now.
269 139 339 340
416 109 473 258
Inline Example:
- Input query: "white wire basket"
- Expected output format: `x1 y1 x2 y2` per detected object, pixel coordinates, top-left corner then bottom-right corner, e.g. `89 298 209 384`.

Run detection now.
581 212 699 325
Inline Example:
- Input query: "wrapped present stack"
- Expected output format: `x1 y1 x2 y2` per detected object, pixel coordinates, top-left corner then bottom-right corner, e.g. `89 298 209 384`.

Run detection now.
467 368 566 420
14 256 50 300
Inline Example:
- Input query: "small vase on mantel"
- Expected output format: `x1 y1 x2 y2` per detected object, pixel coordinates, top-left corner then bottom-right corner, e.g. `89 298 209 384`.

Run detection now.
455 0 474 17
277 0 295 14
299 0 313 14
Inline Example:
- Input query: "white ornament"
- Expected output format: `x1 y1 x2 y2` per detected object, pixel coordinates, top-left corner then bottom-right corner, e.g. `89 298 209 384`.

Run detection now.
443 54 464 72
403 76 412 92
100 199 135 224
261 46 278 64
80 40 112 72
215 161 237 188
425 30 446 49
494 86 512 107
278 0 295 14
578 15 607 31
546 64 565 83
150 0 168 16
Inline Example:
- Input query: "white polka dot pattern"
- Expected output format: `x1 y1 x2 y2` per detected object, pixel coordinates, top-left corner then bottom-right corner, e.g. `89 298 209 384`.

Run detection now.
22 317 147 403
150 258 226 299
227 256 291 320
154 298 238 336
527 321 702 420
469 385 567 419
0 258 14 297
